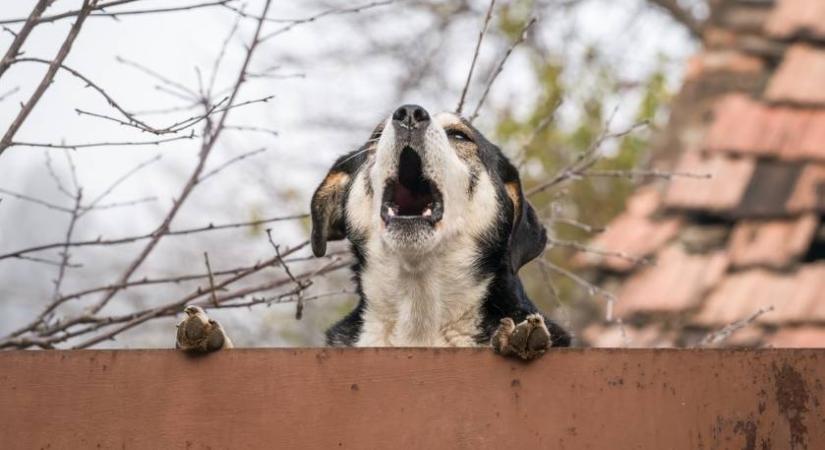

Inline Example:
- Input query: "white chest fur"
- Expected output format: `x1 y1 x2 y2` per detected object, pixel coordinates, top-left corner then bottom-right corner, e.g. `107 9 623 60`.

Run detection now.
355 241 491 347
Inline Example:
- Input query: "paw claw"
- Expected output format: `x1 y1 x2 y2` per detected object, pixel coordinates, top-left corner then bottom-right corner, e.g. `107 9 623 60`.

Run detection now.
491 314 552 360
176 305 233 353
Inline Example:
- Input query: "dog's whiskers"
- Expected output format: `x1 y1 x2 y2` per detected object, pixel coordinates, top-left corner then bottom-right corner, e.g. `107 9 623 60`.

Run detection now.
334 146 375 168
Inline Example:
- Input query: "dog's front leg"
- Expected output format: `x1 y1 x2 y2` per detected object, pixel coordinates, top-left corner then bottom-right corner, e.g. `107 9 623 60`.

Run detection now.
176 305 233 353
491 314 552 360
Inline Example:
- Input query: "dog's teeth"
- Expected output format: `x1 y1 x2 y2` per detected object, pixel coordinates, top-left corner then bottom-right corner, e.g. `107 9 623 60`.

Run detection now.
423 208 432 217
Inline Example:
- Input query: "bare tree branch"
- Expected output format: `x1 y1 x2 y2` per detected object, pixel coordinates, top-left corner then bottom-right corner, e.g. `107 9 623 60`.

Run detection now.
0 0 51 79
0 0 99 157
456 0 496 115
469 17 536 122
0 214 307 262
0 0 238 26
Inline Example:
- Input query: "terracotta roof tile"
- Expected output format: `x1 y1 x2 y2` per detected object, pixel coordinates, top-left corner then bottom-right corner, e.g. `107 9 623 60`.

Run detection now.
696 263 825 326
616 245 729 317
705 94 825 161
767 327 825 348
766 0 825 41
765 45 825 105
576 188 681 272
581 324 675 348
684 51 765 81
663 151 755 212
786 163 825 212
728 214 819 269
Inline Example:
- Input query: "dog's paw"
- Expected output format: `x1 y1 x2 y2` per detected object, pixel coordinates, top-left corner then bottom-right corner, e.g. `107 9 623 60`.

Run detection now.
176 305 233 353
491 314 551 360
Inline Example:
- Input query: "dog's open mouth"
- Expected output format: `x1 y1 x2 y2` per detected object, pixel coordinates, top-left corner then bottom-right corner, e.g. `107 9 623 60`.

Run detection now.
381 146 443 226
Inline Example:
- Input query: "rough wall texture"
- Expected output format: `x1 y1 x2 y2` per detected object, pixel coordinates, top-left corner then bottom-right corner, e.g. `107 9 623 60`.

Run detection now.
1 349 824 449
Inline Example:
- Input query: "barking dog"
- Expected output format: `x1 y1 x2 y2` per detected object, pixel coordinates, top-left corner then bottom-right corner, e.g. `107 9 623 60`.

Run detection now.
177 105 570 358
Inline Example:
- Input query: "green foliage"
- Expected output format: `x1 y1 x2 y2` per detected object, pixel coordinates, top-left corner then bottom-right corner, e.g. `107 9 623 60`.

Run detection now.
492 36 673 315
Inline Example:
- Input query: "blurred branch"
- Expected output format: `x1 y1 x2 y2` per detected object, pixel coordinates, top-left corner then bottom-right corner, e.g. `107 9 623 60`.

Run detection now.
547 236 653 268
526 115 650 197
698 306 774 348
0 86 20 102
646 0 703 38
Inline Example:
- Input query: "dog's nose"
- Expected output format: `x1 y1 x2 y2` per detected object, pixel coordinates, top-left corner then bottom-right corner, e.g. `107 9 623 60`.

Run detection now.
392 104 429 129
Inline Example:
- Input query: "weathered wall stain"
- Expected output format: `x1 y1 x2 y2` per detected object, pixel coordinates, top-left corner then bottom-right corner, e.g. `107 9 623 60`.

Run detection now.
774 363 810 450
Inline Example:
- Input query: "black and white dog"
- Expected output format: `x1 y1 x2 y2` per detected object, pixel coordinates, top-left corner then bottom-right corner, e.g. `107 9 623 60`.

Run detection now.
177 105 570 359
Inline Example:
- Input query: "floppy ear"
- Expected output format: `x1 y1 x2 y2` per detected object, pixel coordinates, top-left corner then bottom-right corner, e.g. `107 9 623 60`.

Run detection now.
310 166 353 257
310 126 378 257
501 161 547 273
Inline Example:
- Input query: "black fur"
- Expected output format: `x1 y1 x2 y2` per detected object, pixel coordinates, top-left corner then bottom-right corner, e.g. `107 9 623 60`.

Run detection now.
314 116 570 348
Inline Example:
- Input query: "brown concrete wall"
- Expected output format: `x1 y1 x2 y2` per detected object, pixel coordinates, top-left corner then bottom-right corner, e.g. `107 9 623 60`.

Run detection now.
0 348 823 449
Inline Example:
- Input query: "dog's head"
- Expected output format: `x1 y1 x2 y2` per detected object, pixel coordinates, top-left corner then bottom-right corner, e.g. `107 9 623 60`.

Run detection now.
310 104 546 273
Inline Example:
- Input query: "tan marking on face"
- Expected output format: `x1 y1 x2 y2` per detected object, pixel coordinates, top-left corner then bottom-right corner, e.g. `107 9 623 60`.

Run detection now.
319 172 350 196
434 112 478 161
505 181 522 218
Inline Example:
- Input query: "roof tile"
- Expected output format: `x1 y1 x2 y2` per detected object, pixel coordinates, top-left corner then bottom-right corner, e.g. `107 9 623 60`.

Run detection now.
576 188 681 272
696 263 825 326
766 0 825 41
728 214 819 269
705 94 825 161
768 327 825 348
786 163 825 212
685 51 765 81
765 44 825 105
616 245 729 317
736 160 805 217
663 151 755 212
582 323 675 348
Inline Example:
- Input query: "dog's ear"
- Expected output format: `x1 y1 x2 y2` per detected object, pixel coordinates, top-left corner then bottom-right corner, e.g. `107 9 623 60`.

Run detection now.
310 165 352 257
501 159 547 273
310 126 379 257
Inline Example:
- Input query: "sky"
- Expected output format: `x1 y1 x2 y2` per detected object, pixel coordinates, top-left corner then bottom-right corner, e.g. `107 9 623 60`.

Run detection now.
0 0 696 347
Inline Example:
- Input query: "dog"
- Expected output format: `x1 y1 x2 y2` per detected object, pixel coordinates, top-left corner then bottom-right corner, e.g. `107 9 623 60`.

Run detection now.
177 105 571 359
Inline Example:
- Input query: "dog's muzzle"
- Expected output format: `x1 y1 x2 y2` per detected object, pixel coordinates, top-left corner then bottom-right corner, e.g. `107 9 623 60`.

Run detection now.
380 105 444 228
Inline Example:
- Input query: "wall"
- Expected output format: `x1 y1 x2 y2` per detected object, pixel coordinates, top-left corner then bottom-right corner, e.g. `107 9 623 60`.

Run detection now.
1 348 823 449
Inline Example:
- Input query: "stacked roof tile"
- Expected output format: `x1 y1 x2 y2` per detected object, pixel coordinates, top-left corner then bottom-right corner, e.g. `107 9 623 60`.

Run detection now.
580 0 825 348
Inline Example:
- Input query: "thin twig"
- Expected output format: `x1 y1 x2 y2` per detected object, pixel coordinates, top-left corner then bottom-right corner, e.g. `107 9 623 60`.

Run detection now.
258 0 400 42
456 0 495 115
10 134 194 150
199 147 267 183
267 229 311 320
0 187 73 212
86 0 273 317
698 306 774 348
0 214 308 262
0 0 51 79
548 237 653 267
469 17 536 122
0 0 99 157
0 0 236 26
203 252 219 307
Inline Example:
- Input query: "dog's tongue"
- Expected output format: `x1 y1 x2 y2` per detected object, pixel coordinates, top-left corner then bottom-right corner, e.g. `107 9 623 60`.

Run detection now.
393 183 429 215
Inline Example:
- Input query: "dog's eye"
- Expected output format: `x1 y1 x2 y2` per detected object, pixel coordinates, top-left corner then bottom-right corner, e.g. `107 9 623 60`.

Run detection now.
446 129 471 142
